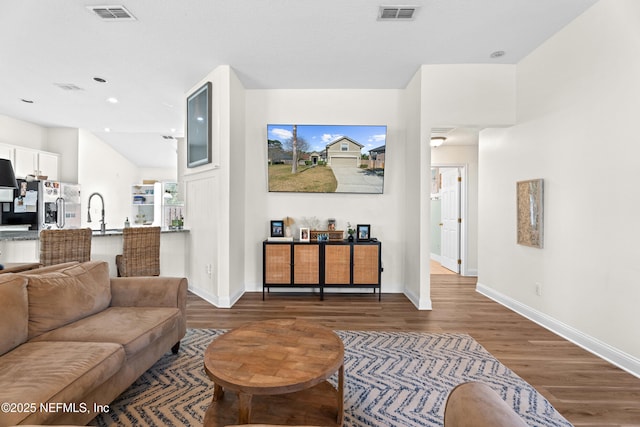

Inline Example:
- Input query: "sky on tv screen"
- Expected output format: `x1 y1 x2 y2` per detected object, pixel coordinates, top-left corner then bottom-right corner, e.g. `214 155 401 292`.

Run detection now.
267 124 386 153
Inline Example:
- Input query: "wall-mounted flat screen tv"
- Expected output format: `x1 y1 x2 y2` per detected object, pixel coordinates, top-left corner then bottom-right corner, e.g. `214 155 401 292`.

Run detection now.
267 124 387 194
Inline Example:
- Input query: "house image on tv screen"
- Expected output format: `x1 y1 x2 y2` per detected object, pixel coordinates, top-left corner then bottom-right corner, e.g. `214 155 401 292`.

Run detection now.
325 136 364 168
266 124 387 194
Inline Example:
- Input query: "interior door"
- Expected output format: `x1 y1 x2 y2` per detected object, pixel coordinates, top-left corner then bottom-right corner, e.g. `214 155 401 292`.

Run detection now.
440 168 460 273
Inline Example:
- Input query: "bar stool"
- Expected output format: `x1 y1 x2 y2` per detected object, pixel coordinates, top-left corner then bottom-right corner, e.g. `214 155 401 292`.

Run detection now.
39 228 92 266
115 226 161 277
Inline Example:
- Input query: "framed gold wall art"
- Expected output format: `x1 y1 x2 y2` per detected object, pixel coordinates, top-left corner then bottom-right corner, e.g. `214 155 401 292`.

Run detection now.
517 179 544 248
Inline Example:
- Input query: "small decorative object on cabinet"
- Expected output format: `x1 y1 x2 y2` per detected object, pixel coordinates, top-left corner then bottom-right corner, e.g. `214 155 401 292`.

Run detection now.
283 216 295 238
309 229 344 241
357 224 370 241
347 223 356 242
270 220 284 237
268 220 292 241
299 227 310 242
263 239 382 301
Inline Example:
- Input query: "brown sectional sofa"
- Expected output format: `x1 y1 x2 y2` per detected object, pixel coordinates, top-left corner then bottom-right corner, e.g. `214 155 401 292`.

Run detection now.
0 260 187 426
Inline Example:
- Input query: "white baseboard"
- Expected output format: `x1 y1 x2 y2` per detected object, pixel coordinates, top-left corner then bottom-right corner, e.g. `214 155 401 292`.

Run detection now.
430 253 442 262
476 282 640 379
404 287 432 310
464 268 478 277
188 284 245 309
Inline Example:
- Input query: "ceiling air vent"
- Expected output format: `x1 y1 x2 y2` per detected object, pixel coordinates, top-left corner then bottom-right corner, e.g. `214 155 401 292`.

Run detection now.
431 127 454 136
54 83 84 91
87 5 137 21
378 6 418 21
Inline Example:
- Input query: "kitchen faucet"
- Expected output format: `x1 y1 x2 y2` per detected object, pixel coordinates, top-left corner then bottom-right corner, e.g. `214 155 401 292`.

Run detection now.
87 192 106 234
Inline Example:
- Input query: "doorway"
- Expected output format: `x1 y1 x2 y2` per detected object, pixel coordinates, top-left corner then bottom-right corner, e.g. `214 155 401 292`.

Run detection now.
430 164 467 275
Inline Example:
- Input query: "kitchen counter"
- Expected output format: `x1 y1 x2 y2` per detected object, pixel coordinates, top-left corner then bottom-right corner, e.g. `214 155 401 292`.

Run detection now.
0 227 189 241
0 230 40 241
92 227 189 237
0 227 189 277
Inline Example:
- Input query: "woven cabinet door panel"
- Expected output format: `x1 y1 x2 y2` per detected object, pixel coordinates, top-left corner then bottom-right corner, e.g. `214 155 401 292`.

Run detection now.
353 244 379 284
324 245 351 284
293 244 319 284
265 244 291 284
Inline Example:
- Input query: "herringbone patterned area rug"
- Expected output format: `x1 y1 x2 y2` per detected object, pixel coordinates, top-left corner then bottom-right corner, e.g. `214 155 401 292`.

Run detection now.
92 329 572 426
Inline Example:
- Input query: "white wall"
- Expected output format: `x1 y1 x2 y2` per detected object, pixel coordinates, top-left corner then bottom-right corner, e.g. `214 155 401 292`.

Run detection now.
228 69 246 302
415 64 516 307
432 144 479 276
401 70 428 308
0 115 48 149
478 0 640 374
47 128 79 183
421 65 517 127
140 168 177 182
78 129 140 231
243 89 407 294
1 115 170 233
183 66 242 307
0 117 78 182
0 115 145 232
184 64 515 310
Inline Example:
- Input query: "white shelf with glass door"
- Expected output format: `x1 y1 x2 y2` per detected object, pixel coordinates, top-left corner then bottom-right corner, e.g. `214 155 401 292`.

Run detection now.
131 183 161 226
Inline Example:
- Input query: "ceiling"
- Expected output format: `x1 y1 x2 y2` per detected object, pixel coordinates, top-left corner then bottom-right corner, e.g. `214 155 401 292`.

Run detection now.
0 0 598 168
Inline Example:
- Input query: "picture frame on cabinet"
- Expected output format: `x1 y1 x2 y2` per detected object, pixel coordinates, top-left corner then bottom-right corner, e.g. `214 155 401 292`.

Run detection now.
270 220 284 238
299 227 310 242
356 224 370 241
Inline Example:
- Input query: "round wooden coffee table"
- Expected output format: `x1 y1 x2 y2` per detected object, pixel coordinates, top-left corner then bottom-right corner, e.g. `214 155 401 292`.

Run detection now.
203 319 344 426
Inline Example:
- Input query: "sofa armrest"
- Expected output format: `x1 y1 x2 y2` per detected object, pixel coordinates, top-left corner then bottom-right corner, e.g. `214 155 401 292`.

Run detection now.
444 382 528 427
110 276 188 317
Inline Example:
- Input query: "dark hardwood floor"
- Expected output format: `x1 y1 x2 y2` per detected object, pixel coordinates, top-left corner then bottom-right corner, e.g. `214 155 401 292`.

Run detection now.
186 274 640 426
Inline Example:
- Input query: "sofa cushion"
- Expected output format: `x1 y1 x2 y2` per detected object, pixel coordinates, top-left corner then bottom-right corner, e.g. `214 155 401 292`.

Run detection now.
0 341 124 426
0 275 28 355
24 261 111 339
29 306 182 358
20 261 80 275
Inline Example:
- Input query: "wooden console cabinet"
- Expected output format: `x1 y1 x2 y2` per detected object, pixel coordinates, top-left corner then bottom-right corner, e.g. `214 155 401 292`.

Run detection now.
263 240 382 300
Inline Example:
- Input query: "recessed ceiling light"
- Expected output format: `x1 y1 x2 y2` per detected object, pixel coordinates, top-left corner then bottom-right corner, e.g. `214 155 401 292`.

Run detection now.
94 77 107 83
104 128 111 132
106 97 119 104
20 98 34 104
490 50 506 59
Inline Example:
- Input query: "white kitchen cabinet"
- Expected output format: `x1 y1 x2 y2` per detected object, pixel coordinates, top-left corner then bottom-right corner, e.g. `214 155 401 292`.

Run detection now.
14 148 37 178
12 147 59 180
37 151 59 181
0 144 13 162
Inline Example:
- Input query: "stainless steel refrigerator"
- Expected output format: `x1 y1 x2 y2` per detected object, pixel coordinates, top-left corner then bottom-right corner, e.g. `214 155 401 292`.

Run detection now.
38 180 82 229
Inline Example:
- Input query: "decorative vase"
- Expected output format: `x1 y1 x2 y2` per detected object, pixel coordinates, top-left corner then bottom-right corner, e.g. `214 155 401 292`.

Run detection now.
285 226 292 238
348 234 354 242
